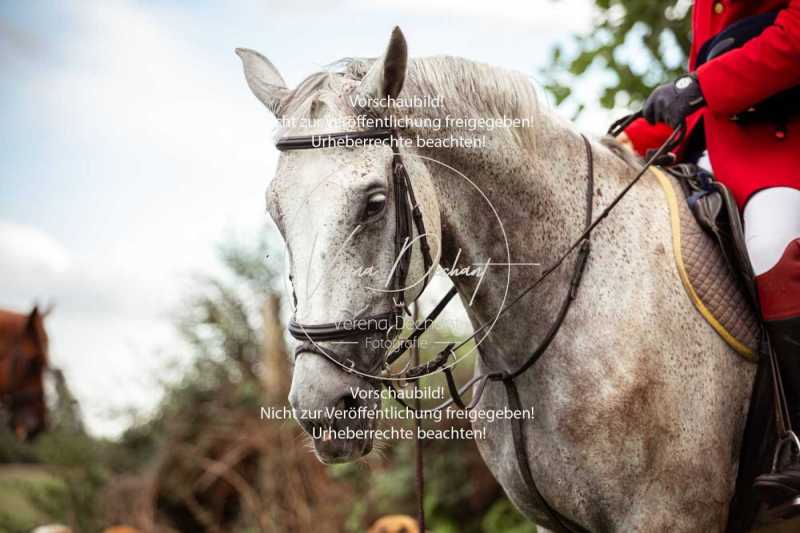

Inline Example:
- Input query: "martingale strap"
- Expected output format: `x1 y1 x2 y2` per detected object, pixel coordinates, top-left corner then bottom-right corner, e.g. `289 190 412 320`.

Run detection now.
392 134 596 533
395 126 685 533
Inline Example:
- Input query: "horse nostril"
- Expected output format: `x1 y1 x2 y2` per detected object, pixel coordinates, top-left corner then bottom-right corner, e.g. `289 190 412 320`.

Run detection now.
335 393 359 415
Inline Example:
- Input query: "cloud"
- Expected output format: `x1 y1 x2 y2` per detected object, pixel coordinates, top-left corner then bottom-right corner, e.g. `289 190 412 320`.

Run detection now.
0 1 278 437
346 0 594 33
1 0 604 438
4 0 275 313
0 220 174 319
0 219 188 437
0 221 71 278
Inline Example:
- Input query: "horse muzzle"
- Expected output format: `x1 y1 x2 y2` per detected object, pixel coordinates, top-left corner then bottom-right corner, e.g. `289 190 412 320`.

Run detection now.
289 351 380 463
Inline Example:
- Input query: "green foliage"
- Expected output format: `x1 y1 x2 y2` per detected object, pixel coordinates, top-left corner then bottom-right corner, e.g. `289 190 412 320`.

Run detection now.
0 467 66 533
0 428 37 464
0 230 542 531
176 231 285 386
0 397 107 532
482 499 538 533
29 424 107 531
216 229 285 297
0 231 285 531
105 422 161 475
332 424 534 532
542 0 692 113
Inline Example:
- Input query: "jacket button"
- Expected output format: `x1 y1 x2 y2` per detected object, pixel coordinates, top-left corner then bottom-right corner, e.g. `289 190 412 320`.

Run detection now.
714 2 725 14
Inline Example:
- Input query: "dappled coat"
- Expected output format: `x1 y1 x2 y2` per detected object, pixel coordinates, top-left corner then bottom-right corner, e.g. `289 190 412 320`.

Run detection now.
625 0 800 208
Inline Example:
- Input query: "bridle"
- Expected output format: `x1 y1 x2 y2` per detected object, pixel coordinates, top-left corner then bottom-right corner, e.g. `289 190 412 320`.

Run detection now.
276 124 597 386
275 115 685 533
278 127 435 376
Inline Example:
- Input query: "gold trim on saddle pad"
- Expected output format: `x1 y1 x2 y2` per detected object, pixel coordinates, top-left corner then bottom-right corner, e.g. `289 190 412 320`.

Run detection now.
650 167 759 361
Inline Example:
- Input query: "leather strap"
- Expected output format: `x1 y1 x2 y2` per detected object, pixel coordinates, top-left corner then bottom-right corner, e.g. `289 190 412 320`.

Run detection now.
275 128 393 151
288 310 397 342
494 135 594 533
398 134 596 532
294 342 386 376
504 379 590 533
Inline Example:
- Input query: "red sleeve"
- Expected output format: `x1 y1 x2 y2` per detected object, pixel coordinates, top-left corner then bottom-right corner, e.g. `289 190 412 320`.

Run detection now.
697 1 800 116
624 118 674 156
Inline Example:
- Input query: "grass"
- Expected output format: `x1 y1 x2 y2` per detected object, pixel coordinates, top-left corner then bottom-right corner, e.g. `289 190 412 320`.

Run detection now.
0 464 68 533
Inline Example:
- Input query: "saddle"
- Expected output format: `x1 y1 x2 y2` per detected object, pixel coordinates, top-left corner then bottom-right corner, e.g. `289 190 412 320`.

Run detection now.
651 164 760 359
652 163 800 531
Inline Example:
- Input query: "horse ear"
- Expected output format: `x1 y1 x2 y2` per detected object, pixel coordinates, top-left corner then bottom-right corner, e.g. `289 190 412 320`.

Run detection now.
41 301 55 318
26 306 48 351
236 48 289 116
26 306 40 332
357 26 408 106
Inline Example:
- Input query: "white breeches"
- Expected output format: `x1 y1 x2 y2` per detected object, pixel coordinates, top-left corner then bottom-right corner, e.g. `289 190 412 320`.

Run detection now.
698 151 800 276
744 187 800 276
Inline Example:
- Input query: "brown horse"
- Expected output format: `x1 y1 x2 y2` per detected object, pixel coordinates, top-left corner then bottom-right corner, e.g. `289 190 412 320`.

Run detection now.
0 306 51 441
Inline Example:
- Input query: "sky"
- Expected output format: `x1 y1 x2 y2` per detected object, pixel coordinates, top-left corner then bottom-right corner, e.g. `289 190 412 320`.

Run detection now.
0 0 620 437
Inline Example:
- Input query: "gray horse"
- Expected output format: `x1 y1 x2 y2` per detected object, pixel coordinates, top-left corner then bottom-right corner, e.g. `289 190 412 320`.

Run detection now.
237 28 755 532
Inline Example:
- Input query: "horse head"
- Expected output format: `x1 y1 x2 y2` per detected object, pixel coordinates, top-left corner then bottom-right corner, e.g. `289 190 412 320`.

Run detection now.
237 28 441 463
0 305 50 441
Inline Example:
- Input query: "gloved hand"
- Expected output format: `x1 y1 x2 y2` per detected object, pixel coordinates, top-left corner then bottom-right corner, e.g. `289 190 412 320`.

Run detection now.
643 73 705 128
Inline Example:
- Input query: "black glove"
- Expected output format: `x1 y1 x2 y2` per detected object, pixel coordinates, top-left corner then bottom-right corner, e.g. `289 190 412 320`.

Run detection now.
643 73 705 128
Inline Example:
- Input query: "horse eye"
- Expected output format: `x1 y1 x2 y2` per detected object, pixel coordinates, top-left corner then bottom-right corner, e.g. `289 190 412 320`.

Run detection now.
362 192 387 221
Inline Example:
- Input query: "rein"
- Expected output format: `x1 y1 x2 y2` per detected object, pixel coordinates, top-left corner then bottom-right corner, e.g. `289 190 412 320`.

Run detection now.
276 116 685 532
385 114 685 379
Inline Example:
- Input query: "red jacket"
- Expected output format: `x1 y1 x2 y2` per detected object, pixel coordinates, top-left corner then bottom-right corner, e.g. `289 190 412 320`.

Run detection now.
625 0 800 208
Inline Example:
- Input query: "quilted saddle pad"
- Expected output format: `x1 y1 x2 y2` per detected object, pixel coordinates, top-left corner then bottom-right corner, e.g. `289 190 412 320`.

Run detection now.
650 167 760 361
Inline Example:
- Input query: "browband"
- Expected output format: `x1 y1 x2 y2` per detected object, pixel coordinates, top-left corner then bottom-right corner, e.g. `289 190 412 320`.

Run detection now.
275 128 394 151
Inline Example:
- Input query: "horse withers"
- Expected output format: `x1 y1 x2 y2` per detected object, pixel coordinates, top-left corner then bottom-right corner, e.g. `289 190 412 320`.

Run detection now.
0 306 51 441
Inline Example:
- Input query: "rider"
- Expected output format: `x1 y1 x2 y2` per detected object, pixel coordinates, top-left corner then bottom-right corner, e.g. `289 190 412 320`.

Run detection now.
617 0 800 514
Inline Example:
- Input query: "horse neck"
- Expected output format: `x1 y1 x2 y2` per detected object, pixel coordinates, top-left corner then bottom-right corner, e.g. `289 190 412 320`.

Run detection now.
405 107 598 370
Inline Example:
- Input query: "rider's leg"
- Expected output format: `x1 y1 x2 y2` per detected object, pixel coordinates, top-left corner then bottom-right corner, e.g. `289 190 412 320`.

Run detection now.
748 187 800 505
745 187 800 372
